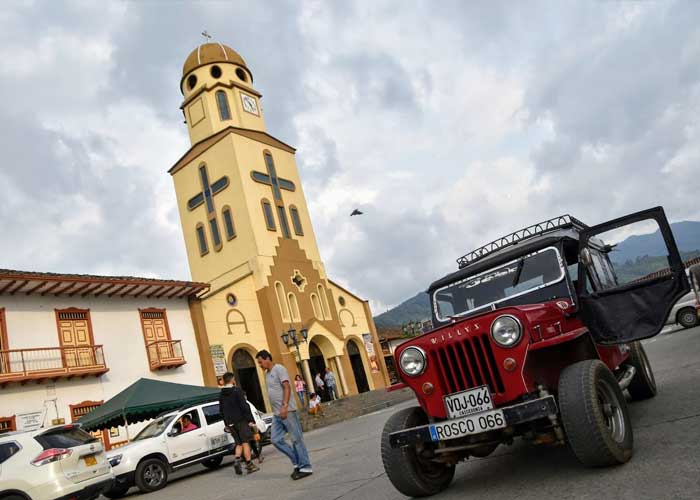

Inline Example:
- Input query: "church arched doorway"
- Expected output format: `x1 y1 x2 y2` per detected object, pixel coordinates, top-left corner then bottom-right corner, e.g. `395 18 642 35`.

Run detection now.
348 340 370 393
308 341 327 394
232 349 265 411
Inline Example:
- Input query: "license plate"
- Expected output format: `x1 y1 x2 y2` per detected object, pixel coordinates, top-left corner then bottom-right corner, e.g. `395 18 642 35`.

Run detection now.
444 385 494 419
83 455 97 466
210 434 229 448
429 409 506 442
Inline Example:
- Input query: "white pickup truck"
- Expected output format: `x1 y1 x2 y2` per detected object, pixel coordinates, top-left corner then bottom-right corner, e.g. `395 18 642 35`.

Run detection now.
103 400 269 498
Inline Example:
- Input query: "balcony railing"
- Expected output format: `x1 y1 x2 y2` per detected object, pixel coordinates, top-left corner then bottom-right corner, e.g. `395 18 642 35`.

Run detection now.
146 340 186 370
0 345 109 386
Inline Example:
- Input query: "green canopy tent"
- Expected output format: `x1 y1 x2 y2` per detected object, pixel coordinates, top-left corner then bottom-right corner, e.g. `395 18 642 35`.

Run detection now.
77 378 220 439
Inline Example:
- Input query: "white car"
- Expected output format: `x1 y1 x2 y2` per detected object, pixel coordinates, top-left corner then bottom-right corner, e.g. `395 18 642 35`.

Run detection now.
104 400 268 498
0 424 113 500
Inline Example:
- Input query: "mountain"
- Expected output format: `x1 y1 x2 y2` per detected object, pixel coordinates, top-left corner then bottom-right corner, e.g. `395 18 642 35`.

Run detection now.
374 220 700 327
611 220 700 263
374 292 429 328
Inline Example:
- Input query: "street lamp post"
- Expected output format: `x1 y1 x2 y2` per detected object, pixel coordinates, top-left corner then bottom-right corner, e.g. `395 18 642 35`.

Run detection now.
281 326 308 366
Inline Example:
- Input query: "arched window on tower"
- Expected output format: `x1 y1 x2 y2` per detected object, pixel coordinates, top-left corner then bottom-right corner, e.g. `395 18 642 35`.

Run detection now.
261 199 276 231
209 219 222 251
195 223 208 256
310 293 323 320
317 284 332 320
289 206 303 236
216 90 231 121
288 293 300 322
222 206 236 240
275 282 291 322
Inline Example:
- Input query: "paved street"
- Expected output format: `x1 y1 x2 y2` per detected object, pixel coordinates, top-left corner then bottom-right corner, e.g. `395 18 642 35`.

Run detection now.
111 326 700 500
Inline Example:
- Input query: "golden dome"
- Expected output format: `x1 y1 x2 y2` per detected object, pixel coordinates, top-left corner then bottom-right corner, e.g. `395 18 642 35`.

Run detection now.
182 43 249 78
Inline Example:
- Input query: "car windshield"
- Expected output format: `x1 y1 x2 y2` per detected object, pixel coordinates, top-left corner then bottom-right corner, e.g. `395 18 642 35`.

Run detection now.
434 247 565 321
133 415 176 441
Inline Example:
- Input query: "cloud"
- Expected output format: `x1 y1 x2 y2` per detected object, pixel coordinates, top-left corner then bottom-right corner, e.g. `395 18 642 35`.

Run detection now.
1 0 699 315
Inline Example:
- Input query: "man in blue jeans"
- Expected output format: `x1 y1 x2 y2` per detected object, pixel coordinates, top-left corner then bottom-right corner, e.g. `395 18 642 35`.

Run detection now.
256 350 312 480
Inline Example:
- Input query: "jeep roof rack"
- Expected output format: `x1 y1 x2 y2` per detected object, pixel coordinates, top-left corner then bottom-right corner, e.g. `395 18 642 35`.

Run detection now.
456 215 588 269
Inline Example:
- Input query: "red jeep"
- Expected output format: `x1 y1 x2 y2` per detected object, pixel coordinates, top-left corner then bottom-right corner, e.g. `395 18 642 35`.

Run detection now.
381 207 689 497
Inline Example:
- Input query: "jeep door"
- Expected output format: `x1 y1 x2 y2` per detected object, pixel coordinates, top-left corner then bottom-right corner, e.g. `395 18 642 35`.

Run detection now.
576 206 689 344
165 408 208 465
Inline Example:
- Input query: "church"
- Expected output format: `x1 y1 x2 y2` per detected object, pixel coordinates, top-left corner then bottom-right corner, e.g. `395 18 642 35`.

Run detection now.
170 42 389 410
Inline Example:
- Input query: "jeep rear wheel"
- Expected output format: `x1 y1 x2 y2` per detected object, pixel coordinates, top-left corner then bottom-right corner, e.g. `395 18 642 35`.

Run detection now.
626 341 657 400
135 457 169 492
381 406 455 497
559 360 633 467
677 307 699 329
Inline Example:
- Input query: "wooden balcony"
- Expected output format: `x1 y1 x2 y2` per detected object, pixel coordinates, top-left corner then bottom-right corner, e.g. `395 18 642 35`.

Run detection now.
146 340 186 370
0 345 109 387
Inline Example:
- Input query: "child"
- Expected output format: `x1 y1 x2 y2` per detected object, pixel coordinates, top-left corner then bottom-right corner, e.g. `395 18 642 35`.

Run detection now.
308 393 324 417
294 374 307 407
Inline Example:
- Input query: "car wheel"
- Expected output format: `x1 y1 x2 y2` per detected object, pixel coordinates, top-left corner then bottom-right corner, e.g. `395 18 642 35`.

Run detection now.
626 341 657 400
380 406 455 497
677 307 699 329
559 359 633 467
135 457 169 492
103 483 131 499
202 455 224 469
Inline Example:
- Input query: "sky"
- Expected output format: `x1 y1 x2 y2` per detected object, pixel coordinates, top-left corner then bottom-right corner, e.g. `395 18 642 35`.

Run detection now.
1 0 699 314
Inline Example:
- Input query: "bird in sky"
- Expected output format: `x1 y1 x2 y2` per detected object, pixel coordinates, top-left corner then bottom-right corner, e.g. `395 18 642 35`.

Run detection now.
350 209 363 216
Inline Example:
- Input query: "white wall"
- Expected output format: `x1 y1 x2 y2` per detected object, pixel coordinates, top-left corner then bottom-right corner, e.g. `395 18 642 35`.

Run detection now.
0 294 204 440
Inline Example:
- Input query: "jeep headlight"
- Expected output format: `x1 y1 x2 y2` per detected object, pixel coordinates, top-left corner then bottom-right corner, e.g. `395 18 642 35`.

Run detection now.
399 347 427 376
491 315 522 347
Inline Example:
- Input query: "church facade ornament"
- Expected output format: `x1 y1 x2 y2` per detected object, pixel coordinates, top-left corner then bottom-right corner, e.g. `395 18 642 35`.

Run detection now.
290 269 307 292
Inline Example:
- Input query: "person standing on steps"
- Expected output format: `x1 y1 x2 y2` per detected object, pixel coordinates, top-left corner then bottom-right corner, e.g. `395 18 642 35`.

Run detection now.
324 367 338 401
314 372 326 401
256 350 313 480
294 374 307 407
219 372 260 475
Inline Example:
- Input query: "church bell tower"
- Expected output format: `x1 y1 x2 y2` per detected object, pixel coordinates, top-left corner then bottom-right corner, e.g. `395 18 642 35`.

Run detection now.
169 41 388 406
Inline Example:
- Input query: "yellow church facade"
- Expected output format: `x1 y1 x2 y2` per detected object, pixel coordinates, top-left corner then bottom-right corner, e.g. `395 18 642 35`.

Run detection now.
169 43 389 411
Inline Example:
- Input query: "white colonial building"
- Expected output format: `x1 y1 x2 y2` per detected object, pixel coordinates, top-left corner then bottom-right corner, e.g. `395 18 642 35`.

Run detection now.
0 269 210 449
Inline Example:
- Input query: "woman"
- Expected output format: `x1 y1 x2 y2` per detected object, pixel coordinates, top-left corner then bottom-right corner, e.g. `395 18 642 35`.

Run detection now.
294 374 307 406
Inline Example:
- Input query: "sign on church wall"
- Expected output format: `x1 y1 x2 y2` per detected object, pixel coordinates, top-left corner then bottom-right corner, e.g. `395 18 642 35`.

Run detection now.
210 344 228 376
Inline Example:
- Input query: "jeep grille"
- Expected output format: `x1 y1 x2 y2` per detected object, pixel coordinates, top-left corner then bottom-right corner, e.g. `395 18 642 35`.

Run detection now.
431 334 505 395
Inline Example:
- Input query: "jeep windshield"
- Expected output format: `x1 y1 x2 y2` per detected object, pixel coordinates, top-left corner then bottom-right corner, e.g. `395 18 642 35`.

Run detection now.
433 247 566 321
133 414 176 441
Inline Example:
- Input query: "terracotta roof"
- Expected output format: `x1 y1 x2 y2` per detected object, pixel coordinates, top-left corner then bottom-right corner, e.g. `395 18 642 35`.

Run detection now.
0 269 208 299
183 43 248 78
377 327 406 341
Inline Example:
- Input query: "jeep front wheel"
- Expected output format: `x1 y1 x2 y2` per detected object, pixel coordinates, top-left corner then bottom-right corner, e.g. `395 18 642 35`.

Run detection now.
559 360 633 467
677 307 699 329
380 406 455 497
135 457 169 492
626 341 657 400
